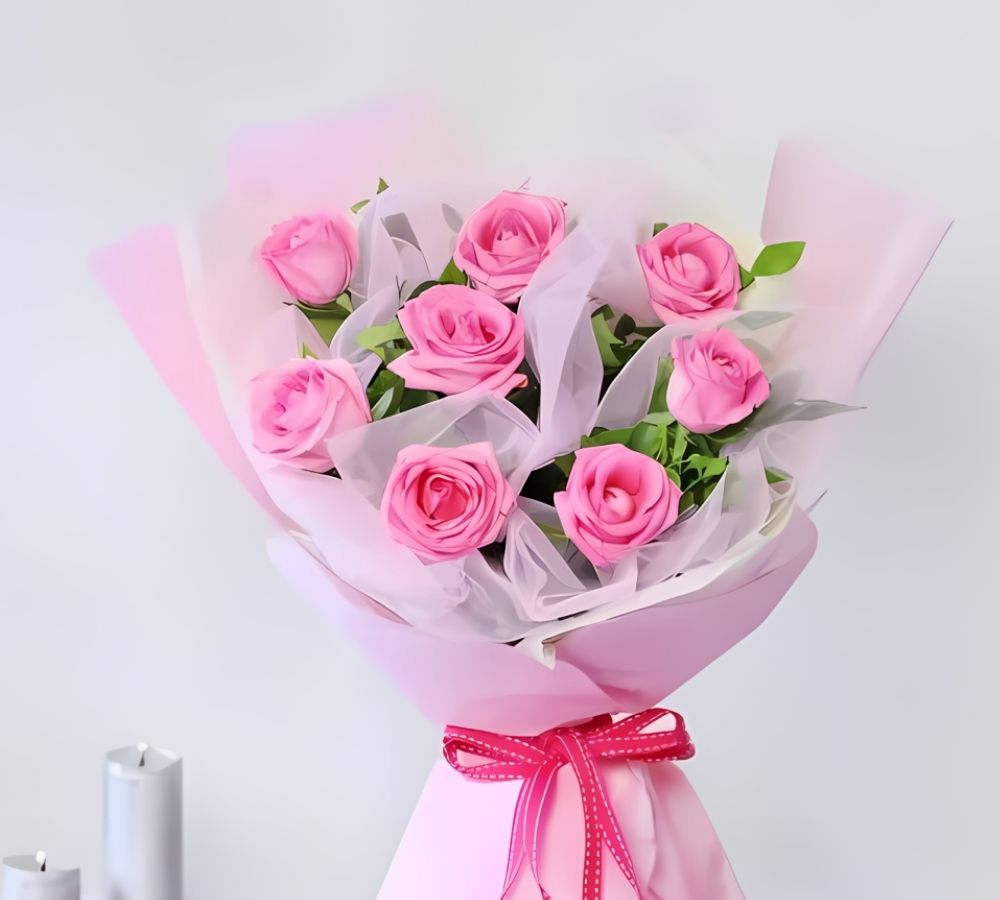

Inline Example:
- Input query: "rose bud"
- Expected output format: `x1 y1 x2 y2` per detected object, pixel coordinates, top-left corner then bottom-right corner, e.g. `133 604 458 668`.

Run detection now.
260 212 358 306
388 284 528 397
637 222 740 322
248 358 371 471
554 444 682 569
666 330 770 434
381 442 516 562
453 190 566 303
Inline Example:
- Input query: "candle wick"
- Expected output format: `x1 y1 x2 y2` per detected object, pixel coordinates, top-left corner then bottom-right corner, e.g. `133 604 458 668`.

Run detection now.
35 851 46 873
137 742 149 768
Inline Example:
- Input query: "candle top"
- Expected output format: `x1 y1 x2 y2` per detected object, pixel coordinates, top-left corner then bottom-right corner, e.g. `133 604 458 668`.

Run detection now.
106 743 181 774
1 854 79 877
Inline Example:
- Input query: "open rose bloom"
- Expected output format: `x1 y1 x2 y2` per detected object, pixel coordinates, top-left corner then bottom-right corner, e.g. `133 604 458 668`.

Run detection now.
92 102 949 900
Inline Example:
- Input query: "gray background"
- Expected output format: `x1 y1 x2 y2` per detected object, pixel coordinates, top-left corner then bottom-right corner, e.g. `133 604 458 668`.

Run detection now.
1 1 997 897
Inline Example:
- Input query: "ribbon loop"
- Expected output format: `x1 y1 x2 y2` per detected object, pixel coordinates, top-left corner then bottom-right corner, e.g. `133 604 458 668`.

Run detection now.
443 709 695 899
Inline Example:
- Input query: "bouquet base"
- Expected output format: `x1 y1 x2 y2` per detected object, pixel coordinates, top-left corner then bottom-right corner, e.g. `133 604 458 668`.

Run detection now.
379 758 745 900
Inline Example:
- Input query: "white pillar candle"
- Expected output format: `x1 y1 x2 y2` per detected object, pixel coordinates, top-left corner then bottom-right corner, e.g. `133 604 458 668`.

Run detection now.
102 744 182 900
1 852 80 900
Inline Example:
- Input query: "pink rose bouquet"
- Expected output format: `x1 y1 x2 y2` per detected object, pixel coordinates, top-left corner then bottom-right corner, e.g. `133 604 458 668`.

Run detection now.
382 442 516 561
637 222 741 321
453 190 566 302
260 212 358 305
249 357 371 471
388 284 527 397
93 105 948 900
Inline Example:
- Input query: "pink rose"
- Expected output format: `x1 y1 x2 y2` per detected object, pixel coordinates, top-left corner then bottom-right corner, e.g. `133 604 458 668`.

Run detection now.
453 190 566 303
248 358 371 471
381 443 516 562
387 284 528 397
666 330 770 434
636 223 740 321
554 444 681 569
260 213 358 305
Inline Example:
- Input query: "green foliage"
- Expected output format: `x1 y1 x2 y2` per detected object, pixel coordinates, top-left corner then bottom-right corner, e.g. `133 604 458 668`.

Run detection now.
553 453 575 476
536 522 569 544
350 177 390 214
750 241 806 277
567 354 735 518
356 320 406 355
739 264 756 291
296 293 353 344
648 357 673 414
613 314 636 341
652 222 669 236
590 305 652 373
404 260 468 303
580 427 635 449
627 421 665 458
438 257 469 285
408 280 440 299
592 309 624 367
366 369 405 420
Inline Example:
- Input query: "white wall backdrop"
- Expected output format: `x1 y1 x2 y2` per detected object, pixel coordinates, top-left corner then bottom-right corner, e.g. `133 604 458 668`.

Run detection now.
1 1 997 897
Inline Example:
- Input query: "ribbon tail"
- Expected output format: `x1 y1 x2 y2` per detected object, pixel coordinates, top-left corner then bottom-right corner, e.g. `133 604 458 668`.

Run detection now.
500 774 533 898
525 758 560 900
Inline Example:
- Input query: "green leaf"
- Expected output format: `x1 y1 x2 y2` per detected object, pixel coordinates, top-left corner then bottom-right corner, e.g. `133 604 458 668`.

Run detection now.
554 453 575 477
297 296 351 318
309 316 344 344
641 410 676 427
766 467 790 484
739 264 756 291
300 343 317 359
627 422 665 459
592 311 624 368
399 389 438 412
666 467 682 487
652 222 669 236
581 427 635 449
296 296 351 346
537 521 569 543
613 314 636 342
703 419 751 447
356 320 405 352
686 454 728 480
351 179 390 214
439 258 468 285
670 425 689 465
750 241 806 278
370 386 398 420
647 357 673 414
408 280 440 300
366 370 405 420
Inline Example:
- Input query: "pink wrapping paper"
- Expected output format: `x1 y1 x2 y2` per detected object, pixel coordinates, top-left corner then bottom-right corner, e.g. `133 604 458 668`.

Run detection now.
378 760 744 900
91 114 949 899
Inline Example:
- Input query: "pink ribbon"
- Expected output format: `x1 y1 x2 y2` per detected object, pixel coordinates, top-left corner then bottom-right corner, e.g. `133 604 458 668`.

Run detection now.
443 709 695 900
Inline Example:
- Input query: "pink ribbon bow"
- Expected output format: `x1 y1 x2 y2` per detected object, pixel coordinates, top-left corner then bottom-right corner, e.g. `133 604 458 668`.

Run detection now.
443 709 695 900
